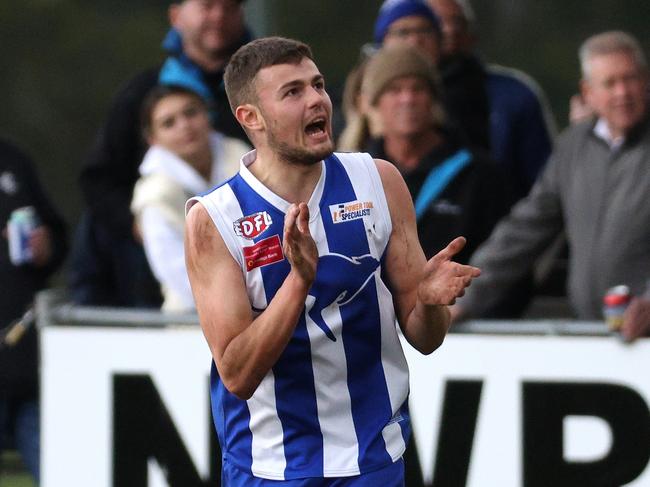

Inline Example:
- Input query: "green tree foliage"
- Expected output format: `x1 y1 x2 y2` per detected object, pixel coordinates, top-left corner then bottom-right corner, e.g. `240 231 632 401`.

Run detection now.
0 0 167 225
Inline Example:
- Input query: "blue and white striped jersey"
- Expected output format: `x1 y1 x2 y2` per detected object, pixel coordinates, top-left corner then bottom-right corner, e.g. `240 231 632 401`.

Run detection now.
188 150 410 480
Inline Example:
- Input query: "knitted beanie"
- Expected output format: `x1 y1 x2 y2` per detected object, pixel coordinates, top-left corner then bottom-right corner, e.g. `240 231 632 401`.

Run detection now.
373 0 441 44
362 45 441 106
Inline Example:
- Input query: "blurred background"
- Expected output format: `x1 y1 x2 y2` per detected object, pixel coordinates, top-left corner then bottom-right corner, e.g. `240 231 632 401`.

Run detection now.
2 0 650 239
2 2 650 485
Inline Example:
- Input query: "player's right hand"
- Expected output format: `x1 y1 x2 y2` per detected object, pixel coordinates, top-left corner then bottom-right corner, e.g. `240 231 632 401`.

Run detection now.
283 202 318 286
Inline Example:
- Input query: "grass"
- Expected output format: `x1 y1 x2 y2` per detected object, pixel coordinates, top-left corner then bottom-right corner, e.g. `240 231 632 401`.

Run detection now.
0 475 34 487
0 451 35 487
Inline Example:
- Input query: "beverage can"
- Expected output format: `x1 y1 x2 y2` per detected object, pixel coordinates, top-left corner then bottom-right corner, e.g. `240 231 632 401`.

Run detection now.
7 206 38 265
602 285 632 331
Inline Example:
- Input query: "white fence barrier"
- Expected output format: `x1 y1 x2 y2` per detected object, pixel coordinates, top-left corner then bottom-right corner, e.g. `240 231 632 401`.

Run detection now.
38 293 650 486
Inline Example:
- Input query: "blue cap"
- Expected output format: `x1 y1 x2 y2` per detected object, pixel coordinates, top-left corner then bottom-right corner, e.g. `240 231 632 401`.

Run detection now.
373 0 441 44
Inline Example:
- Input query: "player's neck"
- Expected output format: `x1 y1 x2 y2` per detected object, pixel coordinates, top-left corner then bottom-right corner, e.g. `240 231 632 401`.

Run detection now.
249 148 323 204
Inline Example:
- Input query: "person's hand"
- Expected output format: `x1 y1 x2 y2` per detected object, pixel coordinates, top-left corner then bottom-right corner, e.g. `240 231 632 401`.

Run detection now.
417 237 481 307
29 226 53 267
620 296 650 342
569 94 593 124
283 202 318 286
132 219 143 244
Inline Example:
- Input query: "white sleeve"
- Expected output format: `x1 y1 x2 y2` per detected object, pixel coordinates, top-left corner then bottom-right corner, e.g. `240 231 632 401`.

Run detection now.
140 206 195 310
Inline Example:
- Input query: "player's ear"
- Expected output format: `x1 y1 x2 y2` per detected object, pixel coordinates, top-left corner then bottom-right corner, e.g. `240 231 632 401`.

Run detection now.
235 104 265 132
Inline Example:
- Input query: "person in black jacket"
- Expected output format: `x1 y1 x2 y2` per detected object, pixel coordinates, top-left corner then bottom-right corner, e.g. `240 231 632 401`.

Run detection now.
361 45 513 264
70 0 251 307
0 138 67 484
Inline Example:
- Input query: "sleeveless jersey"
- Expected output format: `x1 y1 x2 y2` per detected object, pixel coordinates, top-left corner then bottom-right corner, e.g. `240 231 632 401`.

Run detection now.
188 150 410 480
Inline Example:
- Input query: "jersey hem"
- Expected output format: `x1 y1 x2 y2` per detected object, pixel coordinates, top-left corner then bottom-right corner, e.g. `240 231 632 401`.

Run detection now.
224 447 406 480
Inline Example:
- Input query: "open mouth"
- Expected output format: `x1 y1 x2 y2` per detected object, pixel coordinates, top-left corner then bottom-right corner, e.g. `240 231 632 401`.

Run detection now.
305 117 327 137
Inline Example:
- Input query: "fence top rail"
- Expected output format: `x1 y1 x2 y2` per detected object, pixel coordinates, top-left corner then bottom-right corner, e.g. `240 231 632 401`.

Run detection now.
36 292 618 337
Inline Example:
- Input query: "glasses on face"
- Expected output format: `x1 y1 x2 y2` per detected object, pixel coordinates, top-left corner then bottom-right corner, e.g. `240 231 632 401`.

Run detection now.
386 25 437 40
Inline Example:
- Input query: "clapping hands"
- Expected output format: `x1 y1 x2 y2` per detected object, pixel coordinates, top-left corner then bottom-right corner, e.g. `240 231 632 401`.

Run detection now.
418 237 481 307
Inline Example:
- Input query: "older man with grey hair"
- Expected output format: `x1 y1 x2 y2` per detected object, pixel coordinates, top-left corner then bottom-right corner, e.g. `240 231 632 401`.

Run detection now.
452 31 650 341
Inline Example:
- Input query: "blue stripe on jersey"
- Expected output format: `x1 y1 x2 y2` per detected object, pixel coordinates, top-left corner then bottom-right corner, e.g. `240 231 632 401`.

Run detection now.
210 362 226 448
229 174 324 478
320 155 394 470
272 312 323 478
212 360 255 470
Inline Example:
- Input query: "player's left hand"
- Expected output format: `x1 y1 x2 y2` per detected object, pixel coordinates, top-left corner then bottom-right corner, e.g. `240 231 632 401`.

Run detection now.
417 237 481 306
621 296 650 342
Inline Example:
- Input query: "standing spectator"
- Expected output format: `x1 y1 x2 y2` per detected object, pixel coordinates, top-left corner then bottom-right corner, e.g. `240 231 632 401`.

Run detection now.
452 31 650 341
361 45 513 263
70 0 251 307
0 138 68 484
131 85 249 312
427 0 556 200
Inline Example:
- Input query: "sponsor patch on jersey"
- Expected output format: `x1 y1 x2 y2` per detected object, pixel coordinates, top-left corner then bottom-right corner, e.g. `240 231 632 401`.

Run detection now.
234 211 273 239
329 200 374 224
243 235 284 271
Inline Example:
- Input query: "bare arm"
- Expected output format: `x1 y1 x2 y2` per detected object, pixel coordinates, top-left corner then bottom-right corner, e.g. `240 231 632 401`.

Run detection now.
185 201 317 400
376 159 481 354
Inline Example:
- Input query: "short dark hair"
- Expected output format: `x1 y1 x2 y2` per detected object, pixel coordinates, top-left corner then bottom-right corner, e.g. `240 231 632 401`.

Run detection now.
140 84 208 139
224 37 314 113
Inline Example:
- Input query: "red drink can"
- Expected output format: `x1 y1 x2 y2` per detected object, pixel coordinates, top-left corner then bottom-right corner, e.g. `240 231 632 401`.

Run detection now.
602 285 632 331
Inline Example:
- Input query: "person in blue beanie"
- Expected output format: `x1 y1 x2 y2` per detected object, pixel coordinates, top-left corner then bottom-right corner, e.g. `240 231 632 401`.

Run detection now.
70 0 251 307
374 0 491 151
374 0 443 65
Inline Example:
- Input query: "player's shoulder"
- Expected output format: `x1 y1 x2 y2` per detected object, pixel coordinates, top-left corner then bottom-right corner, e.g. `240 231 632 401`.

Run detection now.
185 198 212 233
372 158 404 189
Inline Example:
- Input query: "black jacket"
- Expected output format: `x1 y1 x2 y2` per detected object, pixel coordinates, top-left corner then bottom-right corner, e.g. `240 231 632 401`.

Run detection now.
366 132 514 264
0 139 68 398
439 54 491 152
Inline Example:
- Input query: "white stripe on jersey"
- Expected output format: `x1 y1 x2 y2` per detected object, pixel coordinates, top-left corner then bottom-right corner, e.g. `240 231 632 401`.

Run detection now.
248 371 287 480
304 296 361 475
377 276 409 460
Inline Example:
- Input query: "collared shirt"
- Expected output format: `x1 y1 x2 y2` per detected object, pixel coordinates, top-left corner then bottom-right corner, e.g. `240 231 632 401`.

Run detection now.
593 118 625 151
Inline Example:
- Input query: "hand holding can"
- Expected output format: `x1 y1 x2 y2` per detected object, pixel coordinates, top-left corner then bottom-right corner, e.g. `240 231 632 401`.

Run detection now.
602 285 632 331
7 206 39 266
